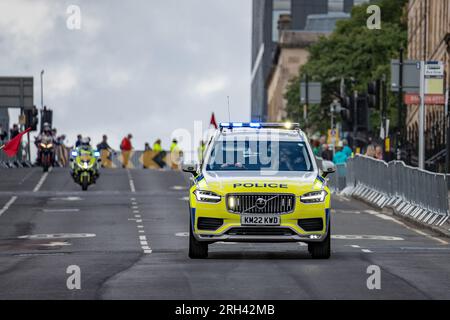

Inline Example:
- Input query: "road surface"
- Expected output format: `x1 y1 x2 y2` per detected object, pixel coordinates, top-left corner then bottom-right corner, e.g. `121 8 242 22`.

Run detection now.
0 167 449 299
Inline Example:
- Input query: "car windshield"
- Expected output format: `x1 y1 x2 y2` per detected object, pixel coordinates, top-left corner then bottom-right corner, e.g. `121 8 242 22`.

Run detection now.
206 139 313 172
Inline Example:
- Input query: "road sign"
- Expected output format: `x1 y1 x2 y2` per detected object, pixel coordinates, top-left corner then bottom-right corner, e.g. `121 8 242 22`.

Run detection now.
391 59 420 93
300 82 321 104
425 61 444 77
0 77 34 109
404 93 445 105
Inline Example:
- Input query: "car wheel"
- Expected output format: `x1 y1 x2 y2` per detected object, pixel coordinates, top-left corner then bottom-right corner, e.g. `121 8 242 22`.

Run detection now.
189 217 208 259
308 226 331 259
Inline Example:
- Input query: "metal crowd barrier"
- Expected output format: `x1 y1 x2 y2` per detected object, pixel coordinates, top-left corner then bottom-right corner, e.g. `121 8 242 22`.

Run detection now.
315 157 347 192
343 155 449 227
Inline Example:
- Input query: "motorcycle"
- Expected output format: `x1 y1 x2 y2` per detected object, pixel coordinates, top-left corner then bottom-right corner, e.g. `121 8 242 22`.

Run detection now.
39 136 54 172
70 148 101 191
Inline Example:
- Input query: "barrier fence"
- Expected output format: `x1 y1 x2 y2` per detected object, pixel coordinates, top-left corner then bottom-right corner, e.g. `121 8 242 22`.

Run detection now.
99 149 184 170
342 155 449 227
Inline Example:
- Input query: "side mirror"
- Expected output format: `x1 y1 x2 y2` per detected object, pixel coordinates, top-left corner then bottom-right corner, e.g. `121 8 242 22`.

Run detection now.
321 160 336 177
182 163 198 175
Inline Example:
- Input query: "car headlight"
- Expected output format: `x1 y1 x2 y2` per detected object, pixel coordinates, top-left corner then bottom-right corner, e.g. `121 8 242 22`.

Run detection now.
300 190 327 203
194 190 221 203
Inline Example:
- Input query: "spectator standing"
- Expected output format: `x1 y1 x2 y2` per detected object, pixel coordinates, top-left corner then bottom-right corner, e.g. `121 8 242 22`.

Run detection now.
120 134 133 168
10 124 19 139
365 145 376 158
375 145 383 160
75 134 83 148
152 139 165 169
333 142 348 165
321 144 333 161
342 139 353 158
0 124 7 142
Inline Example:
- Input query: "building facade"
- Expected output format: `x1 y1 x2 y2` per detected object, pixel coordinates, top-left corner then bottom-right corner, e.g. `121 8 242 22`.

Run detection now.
406 0 450 170
251 0 366 122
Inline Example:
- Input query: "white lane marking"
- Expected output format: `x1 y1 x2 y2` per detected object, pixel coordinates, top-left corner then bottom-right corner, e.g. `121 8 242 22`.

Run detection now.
50 196 82 201
137 225 144 229
141 246 151 250
42 209 80 213
134 215 141 218
361 249 373 253
364 210 448 245
297 242 307 247
179 196 189 201
139 236 147 241
143 249 152 254
0 196 18 217
132 206 139 209
136 219 143 223
33 168 52 192
127 170 136 193
130 198 136 201
39 241 71 247
175 232 189 237
138 230 145 233
140 241 148 246
332 235 404 241
351 245 361 248
133 210 140 214
172 185 187 190
19 233 95 239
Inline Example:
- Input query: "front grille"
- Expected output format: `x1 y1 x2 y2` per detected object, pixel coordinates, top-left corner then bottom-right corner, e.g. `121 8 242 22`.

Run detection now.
226 227 295 236
298 218 324 232
197 218 224 231
226 194 295 214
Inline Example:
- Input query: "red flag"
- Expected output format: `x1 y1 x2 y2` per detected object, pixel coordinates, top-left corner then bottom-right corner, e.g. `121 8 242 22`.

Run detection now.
1 127 32 157
210 113 218 129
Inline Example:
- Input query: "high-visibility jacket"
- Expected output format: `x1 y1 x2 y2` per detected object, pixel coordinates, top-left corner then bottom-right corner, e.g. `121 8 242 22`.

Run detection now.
153 143 163 152
170 142 178 152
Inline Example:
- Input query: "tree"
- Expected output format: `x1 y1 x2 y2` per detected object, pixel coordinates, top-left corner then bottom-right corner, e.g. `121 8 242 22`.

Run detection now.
284 0 408 135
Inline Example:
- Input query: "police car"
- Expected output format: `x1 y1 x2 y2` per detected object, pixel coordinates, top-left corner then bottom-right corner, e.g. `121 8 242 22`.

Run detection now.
183 122 336 259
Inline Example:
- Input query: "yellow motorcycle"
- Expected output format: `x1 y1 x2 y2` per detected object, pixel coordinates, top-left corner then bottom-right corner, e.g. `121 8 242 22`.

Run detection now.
70 147 101 191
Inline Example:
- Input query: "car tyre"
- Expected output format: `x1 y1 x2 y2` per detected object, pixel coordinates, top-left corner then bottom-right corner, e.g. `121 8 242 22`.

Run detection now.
308 225 331 259
189 218 208 259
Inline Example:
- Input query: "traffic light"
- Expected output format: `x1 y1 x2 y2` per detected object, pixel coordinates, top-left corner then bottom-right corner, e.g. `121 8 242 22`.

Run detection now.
356 94 369 132
24 106 39 131
367 80 381 109
40 108 53 131
339 95 353 132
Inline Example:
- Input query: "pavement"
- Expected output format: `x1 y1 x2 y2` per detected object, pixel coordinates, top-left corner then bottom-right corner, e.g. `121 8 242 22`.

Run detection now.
0 167 449 300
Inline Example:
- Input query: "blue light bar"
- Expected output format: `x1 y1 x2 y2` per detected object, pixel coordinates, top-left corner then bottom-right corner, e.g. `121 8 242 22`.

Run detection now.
219 122 300 130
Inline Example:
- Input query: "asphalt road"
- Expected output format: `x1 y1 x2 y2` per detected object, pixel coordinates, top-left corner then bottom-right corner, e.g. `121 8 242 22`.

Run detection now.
0 167 449 300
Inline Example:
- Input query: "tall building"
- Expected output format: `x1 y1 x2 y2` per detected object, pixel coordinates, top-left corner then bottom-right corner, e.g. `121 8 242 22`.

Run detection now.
406 0 450 170
251 0 366 122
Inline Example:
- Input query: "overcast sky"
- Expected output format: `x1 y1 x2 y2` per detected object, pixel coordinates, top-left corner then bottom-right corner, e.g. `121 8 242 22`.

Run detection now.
0 0 251 152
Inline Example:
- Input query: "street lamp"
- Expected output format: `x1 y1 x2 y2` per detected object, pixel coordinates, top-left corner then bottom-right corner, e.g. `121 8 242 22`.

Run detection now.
40 70 44 109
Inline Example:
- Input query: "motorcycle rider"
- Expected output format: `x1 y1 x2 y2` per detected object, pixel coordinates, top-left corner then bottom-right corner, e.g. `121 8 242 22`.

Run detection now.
71 137 100 179
35 123 55 165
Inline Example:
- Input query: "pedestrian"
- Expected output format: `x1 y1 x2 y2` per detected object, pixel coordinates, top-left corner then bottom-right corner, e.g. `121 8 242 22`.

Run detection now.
97 135 113 153
321 144 333 161
365 145 376 158
312 139 321 157
375 145 383 160
342 139 353 158
75 134 82 148
333 142 348 165
152 139 165 169
0 124 7 142
10 124 19 139
120 134 133 168
144 142 151 151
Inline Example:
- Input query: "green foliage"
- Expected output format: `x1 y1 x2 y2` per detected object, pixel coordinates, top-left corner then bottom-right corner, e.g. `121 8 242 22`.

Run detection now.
284 0 408 134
